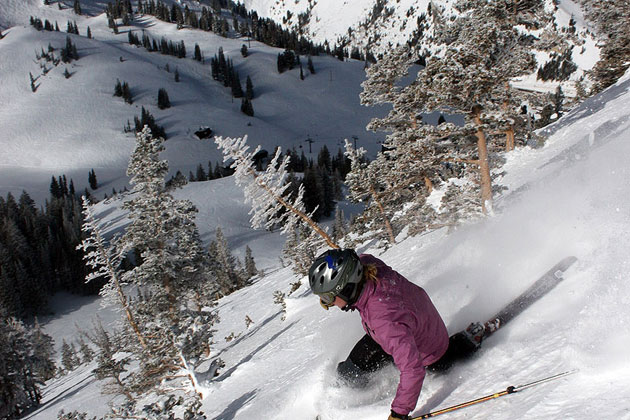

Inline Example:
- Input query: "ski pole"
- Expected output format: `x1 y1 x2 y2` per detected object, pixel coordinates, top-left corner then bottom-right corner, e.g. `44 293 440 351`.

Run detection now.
412 369 578 419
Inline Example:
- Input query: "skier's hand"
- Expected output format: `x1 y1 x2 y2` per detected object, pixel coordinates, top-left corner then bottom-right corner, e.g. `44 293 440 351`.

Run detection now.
388 410 411 420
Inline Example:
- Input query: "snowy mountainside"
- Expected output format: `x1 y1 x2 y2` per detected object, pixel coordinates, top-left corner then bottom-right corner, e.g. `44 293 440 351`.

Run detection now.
245 0 598 72
0 0 385 202
28 71 630 419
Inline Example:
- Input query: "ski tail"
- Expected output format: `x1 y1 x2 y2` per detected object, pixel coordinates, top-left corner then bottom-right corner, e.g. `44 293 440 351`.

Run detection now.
483 256 577 339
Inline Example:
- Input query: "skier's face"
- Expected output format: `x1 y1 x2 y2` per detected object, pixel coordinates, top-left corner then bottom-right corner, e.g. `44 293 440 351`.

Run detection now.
318 295 348 310
332 295 348 309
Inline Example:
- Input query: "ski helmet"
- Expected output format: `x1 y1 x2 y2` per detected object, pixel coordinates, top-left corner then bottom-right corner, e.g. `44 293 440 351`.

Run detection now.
309 249 363 308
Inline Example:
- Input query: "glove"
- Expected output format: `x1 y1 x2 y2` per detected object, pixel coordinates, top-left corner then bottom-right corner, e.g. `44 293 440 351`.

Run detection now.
388 410 411 420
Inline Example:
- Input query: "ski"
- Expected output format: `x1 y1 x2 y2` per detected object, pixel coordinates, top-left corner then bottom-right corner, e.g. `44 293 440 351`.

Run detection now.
429 256 578 372
480 255 578 339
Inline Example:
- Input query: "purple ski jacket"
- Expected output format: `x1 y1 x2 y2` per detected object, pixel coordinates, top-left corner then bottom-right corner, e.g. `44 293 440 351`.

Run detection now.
352 254 449 415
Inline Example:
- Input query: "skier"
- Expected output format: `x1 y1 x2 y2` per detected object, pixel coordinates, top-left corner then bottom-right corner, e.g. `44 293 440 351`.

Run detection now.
309 249 490 420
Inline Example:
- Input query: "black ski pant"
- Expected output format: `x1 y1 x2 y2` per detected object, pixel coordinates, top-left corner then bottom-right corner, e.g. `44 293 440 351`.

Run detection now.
342 332 479 376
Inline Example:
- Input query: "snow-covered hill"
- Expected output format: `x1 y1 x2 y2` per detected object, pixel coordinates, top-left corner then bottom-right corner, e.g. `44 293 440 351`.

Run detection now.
0 0 386 203
25 70 630 419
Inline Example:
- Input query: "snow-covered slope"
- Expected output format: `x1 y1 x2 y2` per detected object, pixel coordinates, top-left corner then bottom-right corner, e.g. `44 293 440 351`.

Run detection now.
0 0 385 203
26 71 630 419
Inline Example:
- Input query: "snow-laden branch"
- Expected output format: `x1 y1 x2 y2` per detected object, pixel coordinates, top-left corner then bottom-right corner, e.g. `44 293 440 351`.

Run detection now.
78 197 148 349
215 135 339 249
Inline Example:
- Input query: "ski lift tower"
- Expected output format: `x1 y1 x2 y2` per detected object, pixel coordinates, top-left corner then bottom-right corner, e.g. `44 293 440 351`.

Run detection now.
305 136 314 153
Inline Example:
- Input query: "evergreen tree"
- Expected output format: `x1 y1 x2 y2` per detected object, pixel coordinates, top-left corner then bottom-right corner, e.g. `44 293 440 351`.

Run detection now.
157 88 171 109
584 0 630 92
194 43 203 61
240 98 254 116
244 245 258 279
114 79 123 97
0 315 48 418
78 337 94 363
31 318 56 381
214 136 339 274
332 207 347 242
357 1 555 239
245 75 254 100
29 72 36 92
88 169 98 190
231 71 244 98
208 227 244 293
115 126 217 415
195 164 207 181
61 339 78 371
343 139 397 244
88 319 132 400
73 0 81 15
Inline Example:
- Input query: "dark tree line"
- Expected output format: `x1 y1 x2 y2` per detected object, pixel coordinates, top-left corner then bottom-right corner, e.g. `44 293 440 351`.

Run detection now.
132 0 326 55
211 47 255 115
29 16 59 32
114 79 132 104
537 48 578 81
60 36 79 63
128 31 187 58
279 145 350 222
133 106 166 138
0 179 98 318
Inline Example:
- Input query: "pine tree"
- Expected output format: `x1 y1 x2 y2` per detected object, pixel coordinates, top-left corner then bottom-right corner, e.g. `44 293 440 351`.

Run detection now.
331 207 347 242
29 72 37 92
214 136 339 274
245 75 254 100
157 88 171 109
195 163 207 181
244 245 258 279
208 227 243 293
30 318 56 381
343 139 396 244
194 43 203 61
118 126 217 412
240 98 254 116
585 0 630 92
114 79 123 97
231 71 244 98
88 319 133 400
73 0 81 15
61 339 78 371
358 1 553 235
88 169 98 190
0 315 47 418
78 337 94 363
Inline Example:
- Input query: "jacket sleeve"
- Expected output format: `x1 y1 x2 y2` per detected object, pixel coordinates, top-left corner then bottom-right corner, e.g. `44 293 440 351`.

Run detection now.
371 316 426 415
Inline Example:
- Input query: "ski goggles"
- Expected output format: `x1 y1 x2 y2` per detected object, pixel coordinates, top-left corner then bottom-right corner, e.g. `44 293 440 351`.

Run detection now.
318 292 337 310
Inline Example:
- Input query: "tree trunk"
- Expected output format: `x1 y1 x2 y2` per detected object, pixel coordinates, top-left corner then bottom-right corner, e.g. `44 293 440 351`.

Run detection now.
95 231 147 350
505 125 515 151
369 184 396 244
472 107 493 214
255 175 340 249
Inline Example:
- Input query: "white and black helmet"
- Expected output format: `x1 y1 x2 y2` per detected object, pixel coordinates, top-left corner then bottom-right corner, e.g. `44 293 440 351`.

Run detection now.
309 249 363 307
